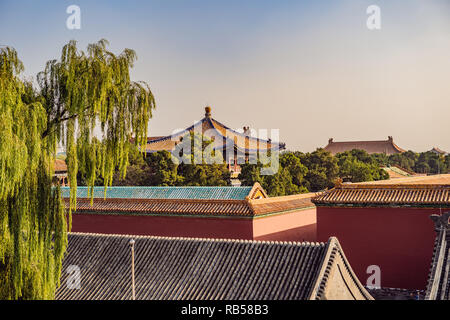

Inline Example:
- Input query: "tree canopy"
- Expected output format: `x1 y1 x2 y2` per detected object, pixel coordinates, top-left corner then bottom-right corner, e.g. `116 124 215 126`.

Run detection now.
371 150 449 175
0 40 155 299
239 153 309 196
107 133 231 187
335 149 389 183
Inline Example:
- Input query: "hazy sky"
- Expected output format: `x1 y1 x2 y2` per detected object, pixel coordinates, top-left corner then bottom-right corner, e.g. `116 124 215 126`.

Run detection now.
1 0 449 152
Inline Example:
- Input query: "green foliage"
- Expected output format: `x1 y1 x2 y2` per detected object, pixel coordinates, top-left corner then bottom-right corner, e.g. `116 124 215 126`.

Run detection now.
0 47 66 299
177 163 230 186
335 150 389 183
387 151 417 171
110 142 153 186
105 134 230 187
374 150 449 174
370 153 389 166
144 150 181 186
175 132 230 186
37 39 155 205
238 162 265 186
0 40 154 299
239 152 308 197
296 149 339 192
239 149 391 195
414 152 448 174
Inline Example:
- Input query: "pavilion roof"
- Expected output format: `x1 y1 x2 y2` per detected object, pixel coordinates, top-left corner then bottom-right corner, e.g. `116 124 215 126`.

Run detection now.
54 159 67 172
145 107 286 154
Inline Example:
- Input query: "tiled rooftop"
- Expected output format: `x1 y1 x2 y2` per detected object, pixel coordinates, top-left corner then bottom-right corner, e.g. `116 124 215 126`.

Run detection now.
425 212 450 300
430 147 448 155
55 233 372 300
66 198 255 217
62 184 316 218
145 107 285 153
382 165 414 179
61 186 254 200
312 184 450 207
64 192 316 218
367 287 425 300
324 136 405 155
54 159 67 172
356 174 450 185
250 193 316 216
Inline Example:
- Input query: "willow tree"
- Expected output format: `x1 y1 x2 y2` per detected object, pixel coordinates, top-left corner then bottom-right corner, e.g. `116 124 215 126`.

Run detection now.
0 39 155 299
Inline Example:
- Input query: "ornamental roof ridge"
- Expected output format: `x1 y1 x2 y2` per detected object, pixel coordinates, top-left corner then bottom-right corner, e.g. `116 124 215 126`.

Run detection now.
67 231 326 247
339 183 450 189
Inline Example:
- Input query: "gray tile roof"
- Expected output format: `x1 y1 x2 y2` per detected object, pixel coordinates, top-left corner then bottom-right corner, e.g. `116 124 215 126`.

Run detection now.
56 233 371 300
425 212 450 300
367 287 424 300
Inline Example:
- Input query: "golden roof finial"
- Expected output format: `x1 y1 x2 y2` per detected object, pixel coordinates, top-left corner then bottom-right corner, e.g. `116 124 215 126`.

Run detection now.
205 106 211 117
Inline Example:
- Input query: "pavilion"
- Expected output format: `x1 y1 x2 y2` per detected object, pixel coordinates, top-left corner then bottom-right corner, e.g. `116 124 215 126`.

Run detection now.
145 106 286 173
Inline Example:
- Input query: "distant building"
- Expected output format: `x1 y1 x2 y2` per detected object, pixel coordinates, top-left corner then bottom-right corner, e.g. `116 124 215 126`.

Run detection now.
55 233 373 300
429 147 448 156
324 136 405 155
425 212 450 300
54 159 68 186
63 183 316 242
381 165 419 179
312 174 450 290
145 107 286 174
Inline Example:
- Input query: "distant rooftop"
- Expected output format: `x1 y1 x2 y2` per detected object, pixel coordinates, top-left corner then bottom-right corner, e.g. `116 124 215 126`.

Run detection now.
430 147 448 155
382 165 414 179
324 136 405 155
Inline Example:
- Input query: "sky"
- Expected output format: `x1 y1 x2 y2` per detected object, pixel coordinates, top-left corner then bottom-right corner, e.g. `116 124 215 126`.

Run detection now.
1 0 449 152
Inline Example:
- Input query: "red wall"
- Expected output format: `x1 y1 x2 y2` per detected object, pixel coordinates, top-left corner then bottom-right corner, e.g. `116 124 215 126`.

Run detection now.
253 208 316 242
317 206 439 290
70 208 317 242
71 214 253 239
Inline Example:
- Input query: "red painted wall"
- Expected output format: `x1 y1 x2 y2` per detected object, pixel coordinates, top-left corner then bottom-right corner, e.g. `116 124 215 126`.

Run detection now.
71 214 253 239
70 208 317 242
317 206 439 290
253 208 316 242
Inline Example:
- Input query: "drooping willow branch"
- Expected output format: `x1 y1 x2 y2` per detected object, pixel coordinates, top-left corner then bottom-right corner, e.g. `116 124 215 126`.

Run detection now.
0 39 155 299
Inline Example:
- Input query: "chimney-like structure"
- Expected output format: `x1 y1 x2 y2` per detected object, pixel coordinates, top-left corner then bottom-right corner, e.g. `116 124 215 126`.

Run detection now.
328 138 333 144
388 136 393 142
205 106 211 118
